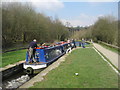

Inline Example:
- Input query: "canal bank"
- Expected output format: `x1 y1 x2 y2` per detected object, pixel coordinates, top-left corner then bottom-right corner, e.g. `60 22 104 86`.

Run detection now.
19 48 76 88
27 48 118 88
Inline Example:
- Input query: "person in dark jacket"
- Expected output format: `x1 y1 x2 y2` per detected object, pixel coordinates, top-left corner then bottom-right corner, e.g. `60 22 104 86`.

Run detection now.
28 39 38 63
72 39 76 48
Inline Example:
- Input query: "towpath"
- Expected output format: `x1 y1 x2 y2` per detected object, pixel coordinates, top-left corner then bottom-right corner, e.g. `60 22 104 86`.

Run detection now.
93 43 120 70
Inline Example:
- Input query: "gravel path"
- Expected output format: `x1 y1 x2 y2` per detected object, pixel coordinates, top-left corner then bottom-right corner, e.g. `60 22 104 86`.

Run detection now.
93 43 120 70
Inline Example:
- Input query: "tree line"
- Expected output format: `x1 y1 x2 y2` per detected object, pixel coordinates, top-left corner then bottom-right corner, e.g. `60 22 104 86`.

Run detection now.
2 2 119 49
72 15 119 47
2 2 69 49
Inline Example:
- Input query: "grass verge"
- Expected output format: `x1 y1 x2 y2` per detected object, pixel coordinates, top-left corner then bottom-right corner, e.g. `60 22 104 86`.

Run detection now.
2 49 27 67
30 48 118 88
93 47 120 73
85 43 93 47
98 42 119 55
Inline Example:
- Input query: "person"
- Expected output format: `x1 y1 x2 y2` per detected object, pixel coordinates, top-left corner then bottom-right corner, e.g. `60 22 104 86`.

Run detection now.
28 39 38 63
72 39 76 48
81 38 85 48
67 39 71 43
90 39 93 43
41 43 48 48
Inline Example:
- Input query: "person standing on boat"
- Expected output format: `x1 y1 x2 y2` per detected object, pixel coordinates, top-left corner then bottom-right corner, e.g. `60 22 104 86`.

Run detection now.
28 39 38 63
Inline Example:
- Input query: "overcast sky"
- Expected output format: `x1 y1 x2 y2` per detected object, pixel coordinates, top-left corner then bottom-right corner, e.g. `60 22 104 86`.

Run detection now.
2 0 119 27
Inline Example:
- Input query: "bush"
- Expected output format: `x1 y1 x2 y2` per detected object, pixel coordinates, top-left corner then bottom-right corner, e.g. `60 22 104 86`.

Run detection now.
2 2 69 49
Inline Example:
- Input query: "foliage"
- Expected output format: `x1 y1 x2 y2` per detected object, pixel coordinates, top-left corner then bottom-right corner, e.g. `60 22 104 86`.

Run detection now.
92 15 118 45
2 2 69 49
71 15 118 47
71 26 93 40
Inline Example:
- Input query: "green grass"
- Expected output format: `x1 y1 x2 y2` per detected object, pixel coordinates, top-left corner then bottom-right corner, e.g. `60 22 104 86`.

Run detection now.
2 49 27 67
85 43 93 47
94 47 120 73
98 43 119 55
0 53 2 68
30 48 118 88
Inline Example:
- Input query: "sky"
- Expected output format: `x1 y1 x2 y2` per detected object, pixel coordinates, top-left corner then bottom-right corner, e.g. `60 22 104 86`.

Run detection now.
2 0 119 27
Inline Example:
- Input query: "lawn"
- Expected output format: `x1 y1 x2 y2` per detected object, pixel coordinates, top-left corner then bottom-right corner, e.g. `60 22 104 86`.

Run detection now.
0 53 2 68
30 48 118 88
2 49 27 67
84 43 93 47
